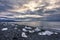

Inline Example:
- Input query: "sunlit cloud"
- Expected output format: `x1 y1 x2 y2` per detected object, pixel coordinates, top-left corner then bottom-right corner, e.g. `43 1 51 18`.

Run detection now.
8 0 60 13
8 0 43 13
0 0 60 21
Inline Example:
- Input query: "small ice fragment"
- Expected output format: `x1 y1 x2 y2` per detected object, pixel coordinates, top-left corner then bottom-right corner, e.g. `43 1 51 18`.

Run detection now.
11 24 15 26
54 32 58 34
14 27 17 29
18 29 21 31
34 27 41 32
29 30 35 33
38 32 46 35
25 26 32 29
22 32 27 38
38 32 42 35
15 25 18 26
2 28 8 31
22 28 27 32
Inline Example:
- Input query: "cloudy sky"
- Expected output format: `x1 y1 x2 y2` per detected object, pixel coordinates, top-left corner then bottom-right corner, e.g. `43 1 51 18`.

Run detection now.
0 0 60 21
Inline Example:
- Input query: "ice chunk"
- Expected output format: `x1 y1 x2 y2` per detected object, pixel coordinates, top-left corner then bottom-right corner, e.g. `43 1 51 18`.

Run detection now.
22 28 27 32
25 26 32 29
54 32 58 34
2 28 8 31
38 31 53 36
22 32 27 38
45 31 53 35
29 30 35 33
34 27 41 32
38 32 47 35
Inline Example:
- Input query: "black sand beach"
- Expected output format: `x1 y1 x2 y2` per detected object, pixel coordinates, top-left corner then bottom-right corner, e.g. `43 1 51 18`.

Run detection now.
0 22 60 40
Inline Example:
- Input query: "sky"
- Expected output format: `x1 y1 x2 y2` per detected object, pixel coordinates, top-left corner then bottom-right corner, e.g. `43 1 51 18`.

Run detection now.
0 0 60 21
